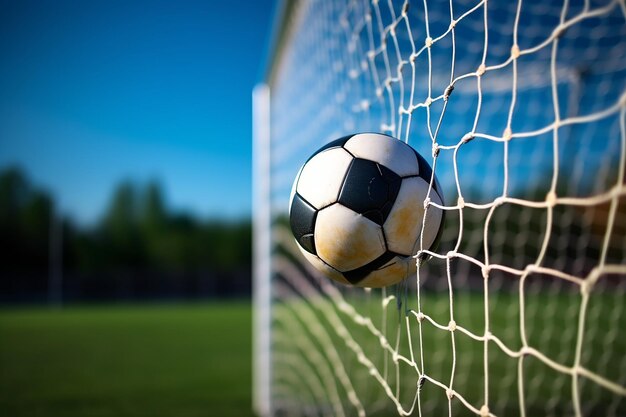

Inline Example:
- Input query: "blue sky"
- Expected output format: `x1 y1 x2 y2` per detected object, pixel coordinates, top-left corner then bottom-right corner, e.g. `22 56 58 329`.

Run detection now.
0 0 275 224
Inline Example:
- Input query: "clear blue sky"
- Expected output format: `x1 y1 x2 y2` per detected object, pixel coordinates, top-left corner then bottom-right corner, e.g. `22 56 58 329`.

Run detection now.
0 0 275 224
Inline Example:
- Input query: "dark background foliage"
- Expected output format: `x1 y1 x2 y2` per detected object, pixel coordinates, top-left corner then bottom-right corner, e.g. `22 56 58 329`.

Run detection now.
0 167 251 303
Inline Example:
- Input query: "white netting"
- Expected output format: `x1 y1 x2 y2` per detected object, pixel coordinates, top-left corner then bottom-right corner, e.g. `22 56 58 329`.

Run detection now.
257 0 626 415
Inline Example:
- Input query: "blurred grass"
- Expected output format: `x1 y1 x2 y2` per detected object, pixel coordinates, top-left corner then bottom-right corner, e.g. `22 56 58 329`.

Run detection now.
3 293 624 417
273 289 626 416
0 302 253 417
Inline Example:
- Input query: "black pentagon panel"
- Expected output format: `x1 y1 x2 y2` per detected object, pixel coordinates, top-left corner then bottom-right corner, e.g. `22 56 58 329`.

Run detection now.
306 135 354 163
342 251 398 284
338 158 402 225
379 163 402 202
289 193 318 254
300 234 316 253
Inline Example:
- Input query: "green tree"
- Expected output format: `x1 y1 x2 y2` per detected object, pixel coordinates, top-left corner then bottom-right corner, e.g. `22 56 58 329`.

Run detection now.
101 181 143 268
141 181 166 232
0 167 52 270
0 167 30 226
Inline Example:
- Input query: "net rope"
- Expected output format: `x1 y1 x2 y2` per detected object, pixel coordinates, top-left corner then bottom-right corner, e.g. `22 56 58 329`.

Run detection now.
262 0 626 415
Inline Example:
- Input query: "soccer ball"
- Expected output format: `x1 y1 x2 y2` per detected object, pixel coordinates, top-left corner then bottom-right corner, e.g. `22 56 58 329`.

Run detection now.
289 133 445 288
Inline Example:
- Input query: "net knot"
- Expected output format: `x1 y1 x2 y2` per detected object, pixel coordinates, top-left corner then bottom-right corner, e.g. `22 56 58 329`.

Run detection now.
481 266 490 279
417 375 426 390
620 90 626 107
552 24 566 38
425 37 433 48
416 312 425 322
415 251 428 261
449 19 457 30
580 281 592 296
476 64 486 77
446 388 455 400
461 133 474 144
546 191 557 207
423 197 431 209
448 320 457 331
480 404 490 417
582 268 600 295
432 144 440 158
503 127 512 141
402 1 410 15
510 44 520 59
444 84 454 100
457 196 465 208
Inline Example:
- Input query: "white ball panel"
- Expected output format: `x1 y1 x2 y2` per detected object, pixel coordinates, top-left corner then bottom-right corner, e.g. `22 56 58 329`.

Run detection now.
296 147 353 209
383 177 426 256
298 245 350 285
315 204 386 272
344 133 419 177
358 256 412 288
412 185 444 254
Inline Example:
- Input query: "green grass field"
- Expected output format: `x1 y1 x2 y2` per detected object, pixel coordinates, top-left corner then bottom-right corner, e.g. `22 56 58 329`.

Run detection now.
273 290 626 416
2 293 624 417
0 302 254 417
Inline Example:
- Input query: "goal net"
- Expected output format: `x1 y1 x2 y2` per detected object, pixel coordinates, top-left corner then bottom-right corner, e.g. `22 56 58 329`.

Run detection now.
253 0 626 416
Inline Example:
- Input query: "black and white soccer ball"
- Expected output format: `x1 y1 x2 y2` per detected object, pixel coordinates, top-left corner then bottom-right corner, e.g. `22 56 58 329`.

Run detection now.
289 133 445 288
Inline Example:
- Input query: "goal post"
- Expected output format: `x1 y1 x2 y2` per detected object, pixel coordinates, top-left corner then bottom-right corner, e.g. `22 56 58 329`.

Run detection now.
253 83 272 417
253 0 626 416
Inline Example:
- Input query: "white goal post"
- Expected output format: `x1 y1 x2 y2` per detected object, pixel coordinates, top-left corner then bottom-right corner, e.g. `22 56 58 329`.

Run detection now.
253 0 626 416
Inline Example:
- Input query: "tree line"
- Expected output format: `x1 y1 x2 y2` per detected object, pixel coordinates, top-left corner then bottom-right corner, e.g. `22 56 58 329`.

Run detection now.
0 167 251 303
